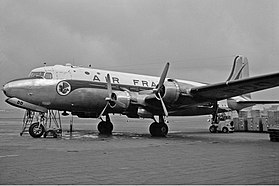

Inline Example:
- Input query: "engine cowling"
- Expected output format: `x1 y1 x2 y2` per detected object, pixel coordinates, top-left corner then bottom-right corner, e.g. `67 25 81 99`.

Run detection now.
110 90 131 111
158 79 180 104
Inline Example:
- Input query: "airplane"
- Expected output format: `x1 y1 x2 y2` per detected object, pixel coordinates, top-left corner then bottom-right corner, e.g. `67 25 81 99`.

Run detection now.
2 55 279 138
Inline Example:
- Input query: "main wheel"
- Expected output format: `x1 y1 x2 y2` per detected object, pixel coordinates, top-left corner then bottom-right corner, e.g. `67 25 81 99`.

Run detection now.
149 122 168 137
209 125 217 133
97 121 113 135
29 122 45 138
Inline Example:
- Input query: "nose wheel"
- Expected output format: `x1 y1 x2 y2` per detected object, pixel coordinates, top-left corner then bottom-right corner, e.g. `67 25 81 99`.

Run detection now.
29 122 45 138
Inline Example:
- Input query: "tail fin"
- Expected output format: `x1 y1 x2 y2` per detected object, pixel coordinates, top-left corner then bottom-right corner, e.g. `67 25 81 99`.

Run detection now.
227 56 251 100
227 56 249 81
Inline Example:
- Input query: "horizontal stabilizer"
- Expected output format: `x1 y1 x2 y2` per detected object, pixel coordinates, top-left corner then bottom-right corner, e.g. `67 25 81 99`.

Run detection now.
237 100 279 105
234 100 279 109
190 72 279 101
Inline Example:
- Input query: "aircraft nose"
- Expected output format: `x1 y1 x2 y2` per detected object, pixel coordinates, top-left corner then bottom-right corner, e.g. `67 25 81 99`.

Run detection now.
3 82 11 97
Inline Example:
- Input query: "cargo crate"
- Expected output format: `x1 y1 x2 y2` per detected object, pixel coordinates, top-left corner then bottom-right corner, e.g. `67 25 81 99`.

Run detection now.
233 118 239 131
261 117 269 132
239 111 248 118
253 117 262 132
238 118 248 131
247 118 258 132
251 110 261 118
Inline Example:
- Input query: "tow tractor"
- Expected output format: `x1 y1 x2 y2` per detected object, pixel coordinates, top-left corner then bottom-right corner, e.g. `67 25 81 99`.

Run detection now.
208 113 234 133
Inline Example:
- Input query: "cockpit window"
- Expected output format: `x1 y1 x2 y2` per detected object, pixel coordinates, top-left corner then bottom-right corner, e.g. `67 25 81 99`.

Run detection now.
29 72 53 79
29 72 45 78
45 72 53 79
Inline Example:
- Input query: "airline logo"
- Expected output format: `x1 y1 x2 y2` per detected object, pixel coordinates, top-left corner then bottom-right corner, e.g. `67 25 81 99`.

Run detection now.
57 81 71 96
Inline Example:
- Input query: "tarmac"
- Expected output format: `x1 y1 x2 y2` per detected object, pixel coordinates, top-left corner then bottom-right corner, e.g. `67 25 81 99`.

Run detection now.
0 115 279 185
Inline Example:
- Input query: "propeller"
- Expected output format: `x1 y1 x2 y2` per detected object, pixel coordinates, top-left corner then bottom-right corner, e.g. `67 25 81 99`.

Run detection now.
153 62 170 117
153 62 170 94
98 74 126 119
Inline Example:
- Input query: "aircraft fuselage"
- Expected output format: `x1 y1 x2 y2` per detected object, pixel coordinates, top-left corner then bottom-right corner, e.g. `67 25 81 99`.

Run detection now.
4 64 218 117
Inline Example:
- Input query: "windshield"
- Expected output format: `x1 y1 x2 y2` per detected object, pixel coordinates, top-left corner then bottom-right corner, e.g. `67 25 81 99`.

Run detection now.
29 72 45 78
29 72 53 79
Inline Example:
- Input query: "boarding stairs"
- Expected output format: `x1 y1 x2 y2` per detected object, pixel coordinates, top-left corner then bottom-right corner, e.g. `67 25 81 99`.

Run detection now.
20 110 63 138
20 110 36 136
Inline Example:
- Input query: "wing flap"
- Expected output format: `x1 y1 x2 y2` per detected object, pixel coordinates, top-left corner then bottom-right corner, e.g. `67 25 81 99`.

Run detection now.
190 72 279 100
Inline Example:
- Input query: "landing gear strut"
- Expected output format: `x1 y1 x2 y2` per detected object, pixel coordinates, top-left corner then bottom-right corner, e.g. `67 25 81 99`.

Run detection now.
97 114 113 135
149 115 168 137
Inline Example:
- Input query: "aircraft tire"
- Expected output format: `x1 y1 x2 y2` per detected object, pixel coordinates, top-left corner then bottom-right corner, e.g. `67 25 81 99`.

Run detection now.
209 125 217 133
29 122 45 138
149 122 168 137
97 121 113 135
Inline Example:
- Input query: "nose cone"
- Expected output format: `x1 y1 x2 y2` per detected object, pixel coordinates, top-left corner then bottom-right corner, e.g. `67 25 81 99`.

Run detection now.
2 82 10 97
2 79 30 98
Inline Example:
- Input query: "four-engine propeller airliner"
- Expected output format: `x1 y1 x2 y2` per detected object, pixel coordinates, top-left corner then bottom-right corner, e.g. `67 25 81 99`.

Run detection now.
3 56 279 137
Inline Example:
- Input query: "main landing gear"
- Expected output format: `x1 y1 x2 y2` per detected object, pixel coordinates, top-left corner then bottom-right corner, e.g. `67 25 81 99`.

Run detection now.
149 115 169 137
97 114 169 137
97 114 113 135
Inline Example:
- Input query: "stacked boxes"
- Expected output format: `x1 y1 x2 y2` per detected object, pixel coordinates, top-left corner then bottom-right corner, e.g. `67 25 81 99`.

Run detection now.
233 118 239 131
261 117 269 132
239 111 248 118
236 110 264 132
236 111 248 132
225 109 279 134
267 111 279 127
251 110 261 118
236 118 247 132
267 111 279 142
246 118 262 132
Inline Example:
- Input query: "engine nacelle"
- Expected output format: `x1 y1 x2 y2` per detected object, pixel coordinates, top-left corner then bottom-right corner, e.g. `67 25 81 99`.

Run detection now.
110 90 131 111
159 79 180 104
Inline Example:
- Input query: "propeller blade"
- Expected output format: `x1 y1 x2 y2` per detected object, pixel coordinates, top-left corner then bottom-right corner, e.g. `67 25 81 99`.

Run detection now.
158 93 168 117
155 62 169 92
98 102 109 119
106 74 112 97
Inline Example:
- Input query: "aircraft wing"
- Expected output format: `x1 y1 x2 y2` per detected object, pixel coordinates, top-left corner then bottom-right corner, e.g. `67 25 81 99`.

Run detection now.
189 72 279 101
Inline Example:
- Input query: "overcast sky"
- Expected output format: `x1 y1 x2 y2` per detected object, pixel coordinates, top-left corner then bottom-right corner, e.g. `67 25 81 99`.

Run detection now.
0 0 279 109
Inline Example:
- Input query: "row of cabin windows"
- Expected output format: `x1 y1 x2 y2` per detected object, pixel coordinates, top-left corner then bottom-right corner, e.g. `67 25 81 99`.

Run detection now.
29 70 90 79
29 72 53 79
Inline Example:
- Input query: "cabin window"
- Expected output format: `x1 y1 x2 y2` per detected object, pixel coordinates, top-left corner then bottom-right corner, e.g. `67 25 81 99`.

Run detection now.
85 71 90 75
45 72 53 79
29 72 45 78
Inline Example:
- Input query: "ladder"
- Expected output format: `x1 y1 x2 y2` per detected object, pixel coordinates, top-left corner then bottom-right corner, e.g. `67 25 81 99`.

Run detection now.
43 110 62 138
20 110 36 136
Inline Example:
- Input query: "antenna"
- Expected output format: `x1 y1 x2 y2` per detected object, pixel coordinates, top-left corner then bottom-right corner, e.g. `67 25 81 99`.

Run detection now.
43 62 47 67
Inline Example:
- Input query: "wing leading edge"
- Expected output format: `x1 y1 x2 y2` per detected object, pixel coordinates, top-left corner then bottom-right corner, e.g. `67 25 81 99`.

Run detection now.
190 72 279 101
